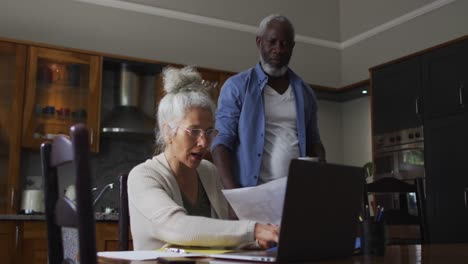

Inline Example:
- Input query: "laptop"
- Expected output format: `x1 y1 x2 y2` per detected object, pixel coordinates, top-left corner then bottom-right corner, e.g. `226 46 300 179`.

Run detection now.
210 159 365 262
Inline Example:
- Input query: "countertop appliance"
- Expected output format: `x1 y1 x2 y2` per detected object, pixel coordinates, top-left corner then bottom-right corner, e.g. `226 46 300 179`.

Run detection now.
20 190 45 214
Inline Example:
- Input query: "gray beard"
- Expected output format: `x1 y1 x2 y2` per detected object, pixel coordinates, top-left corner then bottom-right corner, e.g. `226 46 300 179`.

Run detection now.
259 56 288 77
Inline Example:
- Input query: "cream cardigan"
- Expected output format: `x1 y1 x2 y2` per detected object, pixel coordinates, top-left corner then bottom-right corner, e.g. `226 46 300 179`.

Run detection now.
128 153 256 250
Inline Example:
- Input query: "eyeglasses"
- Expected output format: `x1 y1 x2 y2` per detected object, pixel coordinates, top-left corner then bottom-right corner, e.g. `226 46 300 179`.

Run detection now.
179 126 219 140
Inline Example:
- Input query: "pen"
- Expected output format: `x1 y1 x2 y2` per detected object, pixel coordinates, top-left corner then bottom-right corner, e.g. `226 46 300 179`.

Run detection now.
365 205 370 220
376 207 384 222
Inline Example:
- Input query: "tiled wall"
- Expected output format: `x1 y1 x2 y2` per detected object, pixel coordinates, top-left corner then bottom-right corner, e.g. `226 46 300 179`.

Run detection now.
20 136 154 214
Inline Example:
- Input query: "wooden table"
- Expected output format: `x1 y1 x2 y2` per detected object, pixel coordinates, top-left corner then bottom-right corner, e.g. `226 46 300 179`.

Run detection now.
98 244 468 264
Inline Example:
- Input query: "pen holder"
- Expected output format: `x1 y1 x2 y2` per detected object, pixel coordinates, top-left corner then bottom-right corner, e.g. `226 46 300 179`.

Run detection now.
361 221 386 256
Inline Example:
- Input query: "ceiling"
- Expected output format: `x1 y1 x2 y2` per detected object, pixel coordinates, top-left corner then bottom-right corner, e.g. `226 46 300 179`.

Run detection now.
114 0 443 46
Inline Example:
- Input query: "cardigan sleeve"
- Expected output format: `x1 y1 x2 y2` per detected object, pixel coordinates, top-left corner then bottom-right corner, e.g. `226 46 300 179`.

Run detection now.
128 159 256 248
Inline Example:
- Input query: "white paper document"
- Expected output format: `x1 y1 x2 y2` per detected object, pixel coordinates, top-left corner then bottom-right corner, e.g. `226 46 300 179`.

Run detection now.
97 251 202 260
222 177 287 225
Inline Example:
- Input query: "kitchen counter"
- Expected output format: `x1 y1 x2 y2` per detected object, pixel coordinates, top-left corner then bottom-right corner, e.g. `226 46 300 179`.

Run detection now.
0 212 119 221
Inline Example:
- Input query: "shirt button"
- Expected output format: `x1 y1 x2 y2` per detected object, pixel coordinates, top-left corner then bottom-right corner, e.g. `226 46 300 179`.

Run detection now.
254 175 257 179
257 153 261 157
261 133 263 137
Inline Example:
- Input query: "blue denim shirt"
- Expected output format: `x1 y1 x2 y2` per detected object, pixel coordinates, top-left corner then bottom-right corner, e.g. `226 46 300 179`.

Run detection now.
211 63 321 187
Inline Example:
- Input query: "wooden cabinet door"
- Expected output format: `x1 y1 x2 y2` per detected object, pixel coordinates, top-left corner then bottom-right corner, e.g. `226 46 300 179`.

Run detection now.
198 68 234 104
422 39 468 119
424 113 468 243
22 47 102 152
371 56 423 135
19 221 48 264
0 41 27 214
95 222 133 251
0 221 20 264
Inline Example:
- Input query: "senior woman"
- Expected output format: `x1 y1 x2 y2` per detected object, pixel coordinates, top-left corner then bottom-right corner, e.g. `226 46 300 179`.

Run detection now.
128 66 279 250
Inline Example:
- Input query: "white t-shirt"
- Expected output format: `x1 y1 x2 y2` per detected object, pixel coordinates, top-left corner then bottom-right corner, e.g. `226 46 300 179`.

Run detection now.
259 84 300 184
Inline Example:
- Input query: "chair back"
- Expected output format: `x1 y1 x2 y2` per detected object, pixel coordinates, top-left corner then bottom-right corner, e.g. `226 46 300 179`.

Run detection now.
118 173 130 250
364 177 429 244
41 124 97 264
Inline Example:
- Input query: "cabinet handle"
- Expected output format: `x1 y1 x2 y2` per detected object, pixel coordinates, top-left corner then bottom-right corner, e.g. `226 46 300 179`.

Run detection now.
460 84 465 106
15 225 19 250
465 188 468 209
10 187 15 210
90 128 94 145
415 97 420 115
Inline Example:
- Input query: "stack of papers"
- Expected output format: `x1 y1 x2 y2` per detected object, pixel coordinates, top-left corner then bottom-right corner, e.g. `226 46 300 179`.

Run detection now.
98 246 238 260
222 177 287 225
97 251 203 261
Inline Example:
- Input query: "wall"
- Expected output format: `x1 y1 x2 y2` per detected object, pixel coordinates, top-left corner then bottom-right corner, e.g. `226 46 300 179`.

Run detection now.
341 97 372 167
316 100 343 164
339 0 438 41
0 0 341 87
341 0 468 84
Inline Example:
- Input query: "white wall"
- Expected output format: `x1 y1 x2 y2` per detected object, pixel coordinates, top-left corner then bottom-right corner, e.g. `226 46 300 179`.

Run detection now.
0 0 341 87
341 0 468 84
316 100 343 164
316 96 371 167
126 0 341 41
341 97 372 167
339 0 438 41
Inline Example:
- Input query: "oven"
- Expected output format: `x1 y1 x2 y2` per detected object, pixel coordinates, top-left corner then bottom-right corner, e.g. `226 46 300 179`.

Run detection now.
373 127 425 216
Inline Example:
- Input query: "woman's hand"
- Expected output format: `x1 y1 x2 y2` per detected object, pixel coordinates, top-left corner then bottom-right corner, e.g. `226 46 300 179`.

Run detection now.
254 223 279 249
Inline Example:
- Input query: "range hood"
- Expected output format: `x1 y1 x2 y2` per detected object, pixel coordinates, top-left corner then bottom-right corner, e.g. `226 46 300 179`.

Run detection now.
101 63 155 137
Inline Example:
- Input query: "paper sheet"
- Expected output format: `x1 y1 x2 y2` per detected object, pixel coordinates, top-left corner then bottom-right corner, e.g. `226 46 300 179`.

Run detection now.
222 177 287 225
97 251 202 260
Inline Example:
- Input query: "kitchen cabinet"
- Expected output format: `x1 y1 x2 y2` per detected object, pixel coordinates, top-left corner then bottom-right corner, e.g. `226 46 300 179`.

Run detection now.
0 220 131 264
421 38 468 119
21 46 102 152
0 221 20 264
198 68 234 103
95 222 133 251
0 41 27 214
19 221 48 264
371 56 422 134
371 36 468 244
424 113 468 243
0 221 47 264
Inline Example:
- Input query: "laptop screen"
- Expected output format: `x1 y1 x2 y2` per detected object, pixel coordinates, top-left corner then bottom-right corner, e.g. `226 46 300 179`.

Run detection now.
276 159 365 262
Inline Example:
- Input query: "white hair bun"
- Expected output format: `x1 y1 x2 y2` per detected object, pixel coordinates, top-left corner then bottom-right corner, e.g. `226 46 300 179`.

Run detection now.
162 66 204 94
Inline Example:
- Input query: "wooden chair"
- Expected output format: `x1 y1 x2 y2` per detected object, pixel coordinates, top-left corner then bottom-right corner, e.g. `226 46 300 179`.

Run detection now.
41 124 97 264
364 177 429 244
118 173 130 250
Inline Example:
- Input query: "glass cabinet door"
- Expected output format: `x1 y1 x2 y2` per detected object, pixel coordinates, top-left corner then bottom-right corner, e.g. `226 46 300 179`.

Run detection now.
22 47 101 152
0 41 26 213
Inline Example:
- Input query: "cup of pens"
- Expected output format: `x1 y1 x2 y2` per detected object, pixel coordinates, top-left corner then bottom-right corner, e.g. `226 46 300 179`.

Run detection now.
361 206 386 256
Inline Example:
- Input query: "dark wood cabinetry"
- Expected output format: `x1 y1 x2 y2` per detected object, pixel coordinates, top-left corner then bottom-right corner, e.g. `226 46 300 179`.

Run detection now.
371 36 468 243
424 113 468 243
22 47 102 152
371 56 422 134
0 221 19 263
0 220 130 264
421 38 468 243
0 41 27 214
421 39 468 119
0 221 47 264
